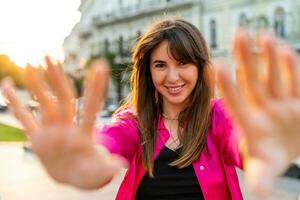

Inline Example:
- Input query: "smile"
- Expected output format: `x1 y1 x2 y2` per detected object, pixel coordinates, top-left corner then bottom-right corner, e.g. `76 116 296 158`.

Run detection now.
165 84 185 94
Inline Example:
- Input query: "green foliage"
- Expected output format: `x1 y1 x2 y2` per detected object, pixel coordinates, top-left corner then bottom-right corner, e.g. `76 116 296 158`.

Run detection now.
105 52 130 103
73 75 84 97
0 123 27 141
83 52 131 103
104 52 118 72
105 52 128 81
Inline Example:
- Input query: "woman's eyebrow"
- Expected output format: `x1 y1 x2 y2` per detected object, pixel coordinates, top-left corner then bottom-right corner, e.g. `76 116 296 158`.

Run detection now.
152 60 166 64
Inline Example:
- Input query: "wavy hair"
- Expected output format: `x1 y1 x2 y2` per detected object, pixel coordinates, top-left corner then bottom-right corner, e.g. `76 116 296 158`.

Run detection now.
125 17 213 176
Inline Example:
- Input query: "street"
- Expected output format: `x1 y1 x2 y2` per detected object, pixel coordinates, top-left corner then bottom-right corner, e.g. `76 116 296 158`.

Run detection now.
0 143 125 200
0 111 299 199
0 143 299 200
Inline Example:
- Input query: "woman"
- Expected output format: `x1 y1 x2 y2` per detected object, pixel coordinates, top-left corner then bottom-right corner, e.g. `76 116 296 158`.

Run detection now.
2 18 300 200
104 19 238 199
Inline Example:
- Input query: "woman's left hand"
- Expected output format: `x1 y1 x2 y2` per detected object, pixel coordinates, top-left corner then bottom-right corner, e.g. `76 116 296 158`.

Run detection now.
216 29 300 195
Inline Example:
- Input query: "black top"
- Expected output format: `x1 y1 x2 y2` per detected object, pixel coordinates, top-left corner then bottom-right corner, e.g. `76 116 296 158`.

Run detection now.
135 146 204 200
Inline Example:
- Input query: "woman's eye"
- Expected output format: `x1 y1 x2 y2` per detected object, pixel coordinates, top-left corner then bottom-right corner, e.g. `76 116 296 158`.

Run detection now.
178 60 187 65
155 64 165 68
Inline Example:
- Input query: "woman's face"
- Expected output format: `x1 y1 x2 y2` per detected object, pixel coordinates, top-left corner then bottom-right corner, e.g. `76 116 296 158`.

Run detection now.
150 40 198 108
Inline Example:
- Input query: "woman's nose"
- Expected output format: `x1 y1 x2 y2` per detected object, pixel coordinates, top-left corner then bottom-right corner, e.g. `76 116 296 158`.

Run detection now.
166 68 180 83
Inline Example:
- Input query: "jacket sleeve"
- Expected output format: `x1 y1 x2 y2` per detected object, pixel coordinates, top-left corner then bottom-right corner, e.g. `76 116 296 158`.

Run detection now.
211 99 243 168
94 109 140 163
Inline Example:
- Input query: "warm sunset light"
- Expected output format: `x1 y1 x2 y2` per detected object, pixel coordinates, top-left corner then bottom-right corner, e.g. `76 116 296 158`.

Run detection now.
0 0 81 67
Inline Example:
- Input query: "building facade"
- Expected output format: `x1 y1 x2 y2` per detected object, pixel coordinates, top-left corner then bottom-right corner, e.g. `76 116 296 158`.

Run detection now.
63 0 300 101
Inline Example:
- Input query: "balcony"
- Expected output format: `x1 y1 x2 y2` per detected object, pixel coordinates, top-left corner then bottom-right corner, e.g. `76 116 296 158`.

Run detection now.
93 0 196 28
78 22 93 40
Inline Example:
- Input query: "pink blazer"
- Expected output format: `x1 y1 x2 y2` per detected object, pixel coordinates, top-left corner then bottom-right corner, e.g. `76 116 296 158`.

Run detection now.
96 99 243 200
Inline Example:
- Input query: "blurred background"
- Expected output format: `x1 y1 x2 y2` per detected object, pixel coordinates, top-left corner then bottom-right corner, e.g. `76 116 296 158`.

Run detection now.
2 0 300 116
64 0 300 106
0 0 300 199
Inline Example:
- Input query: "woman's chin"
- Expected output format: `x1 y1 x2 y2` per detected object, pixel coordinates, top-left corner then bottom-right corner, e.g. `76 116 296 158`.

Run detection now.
164 96 189 107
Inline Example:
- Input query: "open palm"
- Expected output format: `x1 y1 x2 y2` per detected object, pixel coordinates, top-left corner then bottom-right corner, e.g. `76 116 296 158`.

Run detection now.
1 57 124 189
216 30 300 195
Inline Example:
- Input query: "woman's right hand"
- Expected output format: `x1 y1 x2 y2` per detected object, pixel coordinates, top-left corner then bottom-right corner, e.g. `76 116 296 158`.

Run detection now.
216 30 300 195
1 57 125 189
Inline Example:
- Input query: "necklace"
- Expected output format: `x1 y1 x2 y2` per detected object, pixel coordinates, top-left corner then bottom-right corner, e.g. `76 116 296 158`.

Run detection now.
162 113 178 121
169 133 179 146
163 115 180 150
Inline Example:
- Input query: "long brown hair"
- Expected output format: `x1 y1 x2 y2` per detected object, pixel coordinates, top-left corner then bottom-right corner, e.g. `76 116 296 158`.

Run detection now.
126 17 213 176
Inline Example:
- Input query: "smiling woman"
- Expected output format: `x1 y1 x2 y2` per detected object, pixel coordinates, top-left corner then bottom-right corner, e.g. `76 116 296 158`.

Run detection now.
2 17 300 200
150 41 199 114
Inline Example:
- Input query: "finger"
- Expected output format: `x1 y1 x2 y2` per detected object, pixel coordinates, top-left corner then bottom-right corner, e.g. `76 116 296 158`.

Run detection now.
236 66 246 95
87 58 111 98
81 64 110 135
216 63 251 131
259 32 284 98
45 56 76 123
234 28 266 107
1 79 38 136
278 46 300 97
24 65 59 124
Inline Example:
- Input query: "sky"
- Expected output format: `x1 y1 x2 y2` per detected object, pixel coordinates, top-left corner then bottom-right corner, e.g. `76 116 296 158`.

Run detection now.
0 0 81 67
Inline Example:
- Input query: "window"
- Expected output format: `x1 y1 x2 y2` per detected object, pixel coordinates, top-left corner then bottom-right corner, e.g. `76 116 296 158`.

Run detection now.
209 19 217 49
104 39 109 53
238 13 248 27
136 30 141 41
274 7 285 38
119 36 124 56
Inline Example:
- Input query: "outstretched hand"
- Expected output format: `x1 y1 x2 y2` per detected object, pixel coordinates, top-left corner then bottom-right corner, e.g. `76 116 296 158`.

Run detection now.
1 57 125 189
216 29 300 195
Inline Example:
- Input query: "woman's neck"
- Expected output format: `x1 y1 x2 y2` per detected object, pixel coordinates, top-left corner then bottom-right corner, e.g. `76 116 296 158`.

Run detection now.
162 100 186 120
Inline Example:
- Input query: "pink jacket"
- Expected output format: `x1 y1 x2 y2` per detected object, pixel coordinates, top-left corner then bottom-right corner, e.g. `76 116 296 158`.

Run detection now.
96 99 243 200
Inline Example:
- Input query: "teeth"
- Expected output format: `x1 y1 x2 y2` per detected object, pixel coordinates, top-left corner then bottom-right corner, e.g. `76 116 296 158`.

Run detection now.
167 85 183 94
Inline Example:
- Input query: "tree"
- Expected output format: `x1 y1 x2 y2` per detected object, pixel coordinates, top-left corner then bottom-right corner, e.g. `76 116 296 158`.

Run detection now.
85 53 130 104
0 55 25 88
104 52 129 104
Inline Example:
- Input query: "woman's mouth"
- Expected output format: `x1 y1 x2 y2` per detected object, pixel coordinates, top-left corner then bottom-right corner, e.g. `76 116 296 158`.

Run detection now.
166 84 185 95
